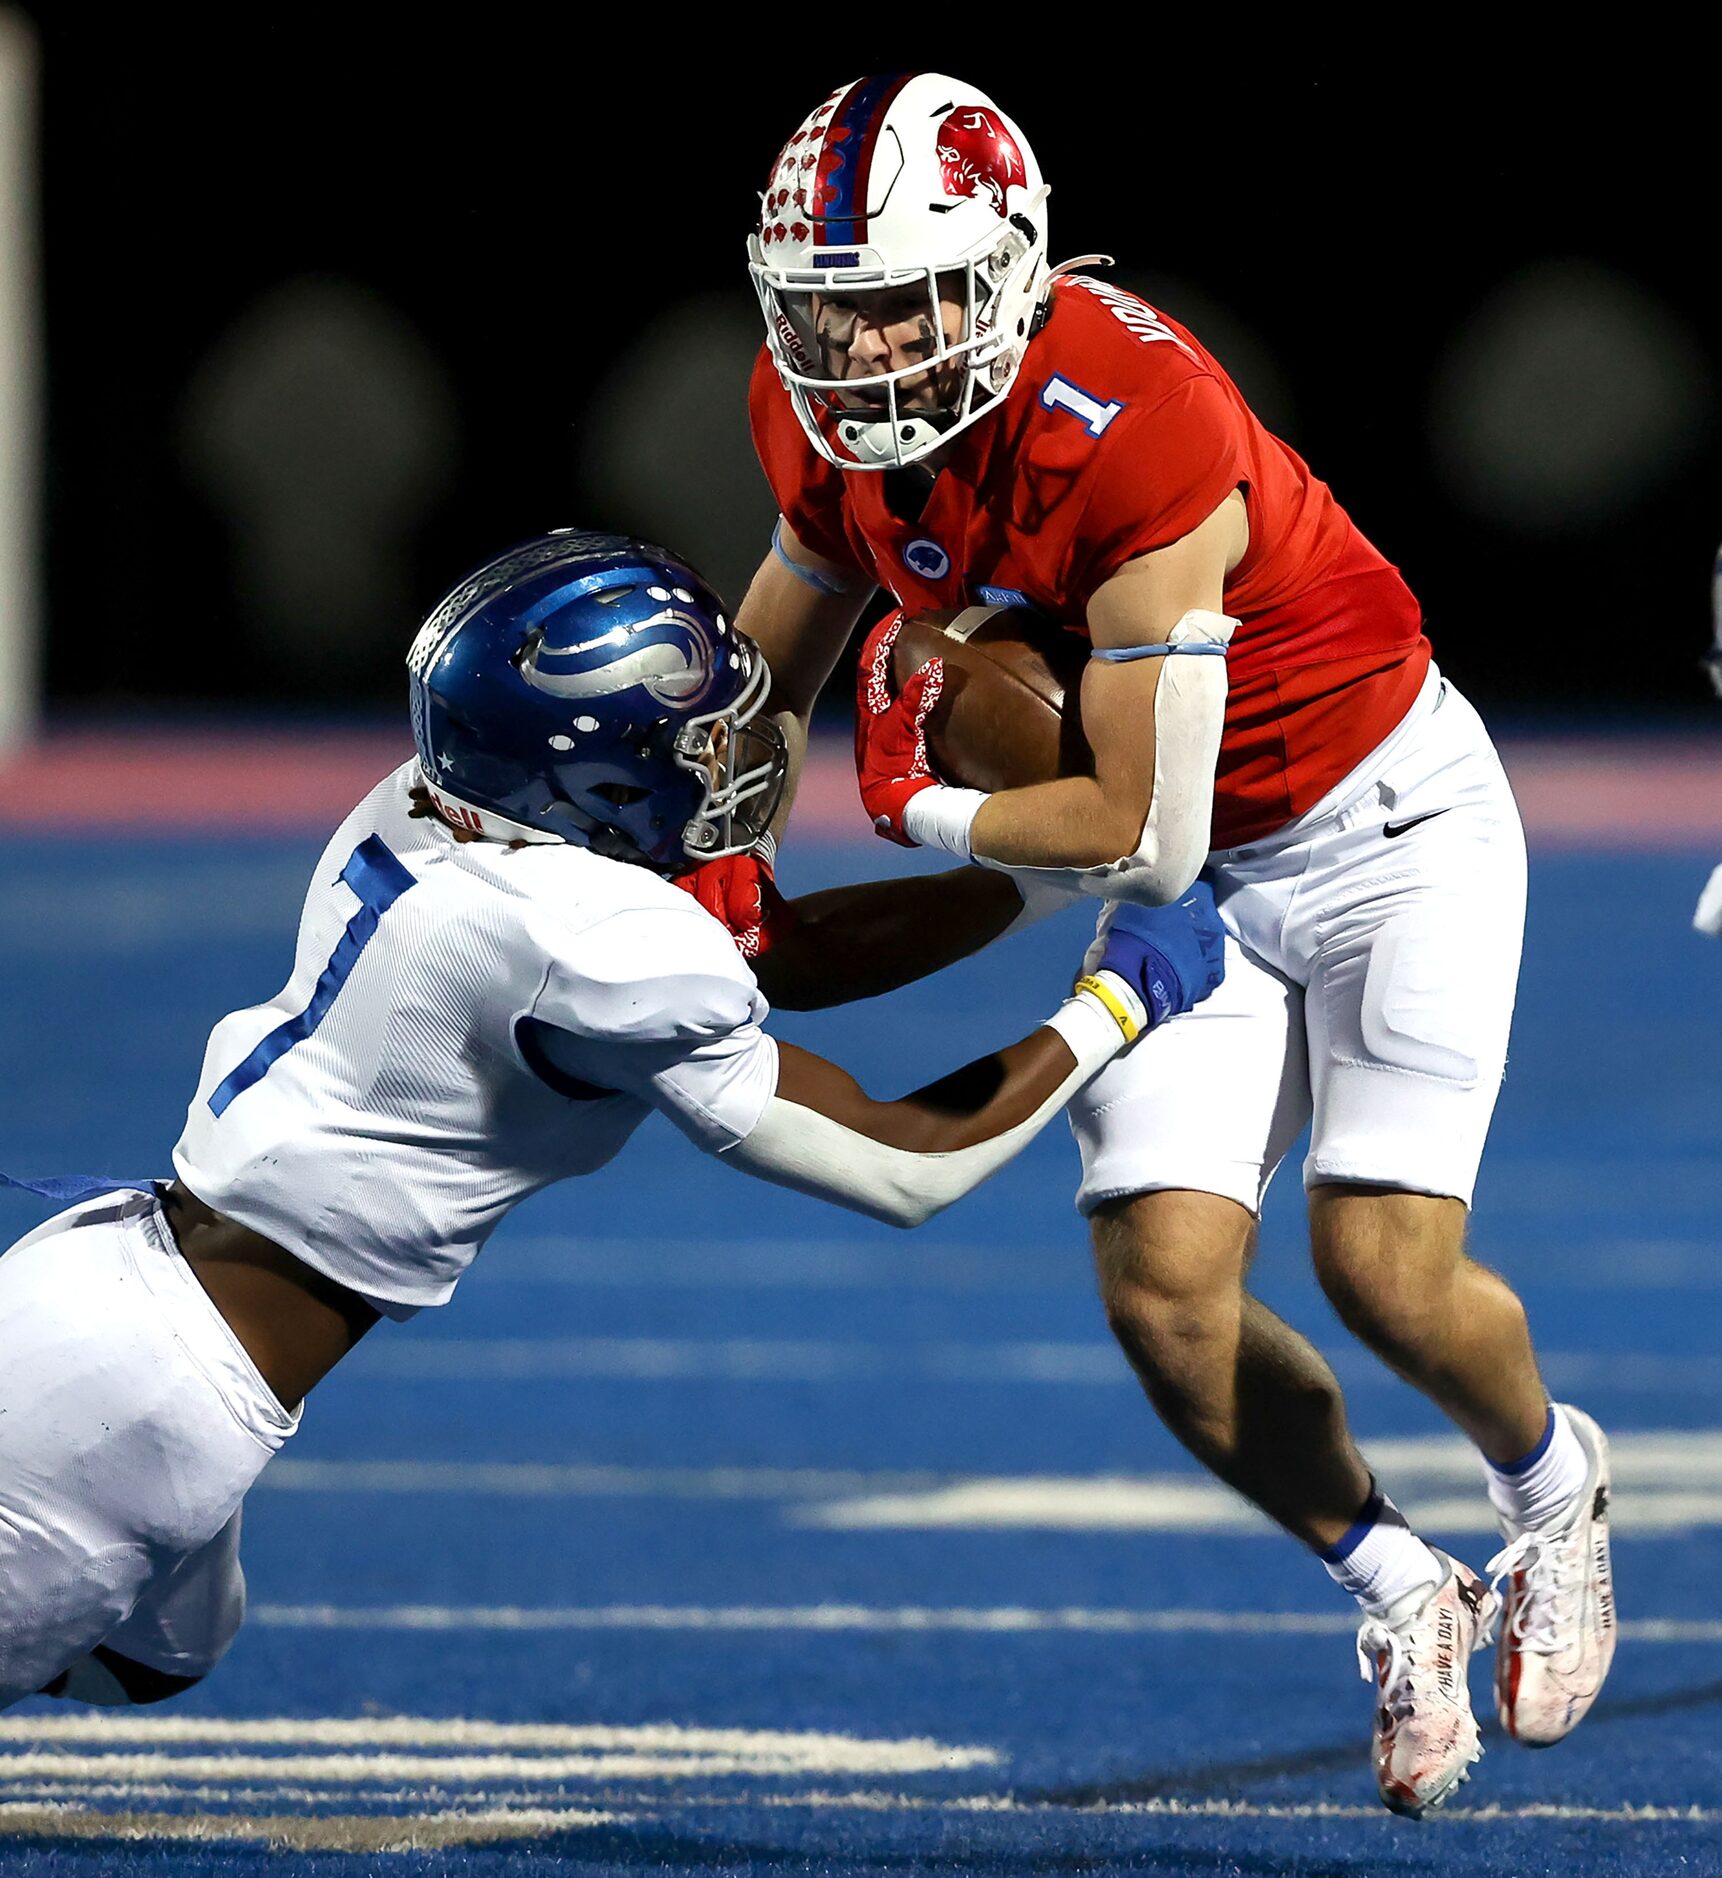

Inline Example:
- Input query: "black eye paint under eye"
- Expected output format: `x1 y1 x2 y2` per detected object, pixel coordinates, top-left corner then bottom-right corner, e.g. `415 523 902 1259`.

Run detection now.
815 305 860 356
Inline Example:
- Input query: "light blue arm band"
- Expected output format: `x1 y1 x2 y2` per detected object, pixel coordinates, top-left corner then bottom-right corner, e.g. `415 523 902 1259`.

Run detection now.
1090 642 1228 662
772 517 866 598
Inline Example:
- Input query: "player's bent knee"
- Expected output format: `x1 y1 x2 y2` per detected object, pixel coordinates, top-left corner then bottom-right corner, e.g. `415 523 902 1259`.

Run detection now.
1091 1190 1255 1293
1310 1200 1487 1356
1313 1252 1424 1354
1091 1190 1253 1370
1309 1189 1466 1288
40 1644 206 1708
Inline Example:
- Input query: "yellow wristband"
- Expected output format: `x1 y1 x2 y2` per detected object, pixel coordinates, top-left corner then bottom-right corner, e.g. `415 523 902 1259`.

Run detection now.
1072 972 1141 1045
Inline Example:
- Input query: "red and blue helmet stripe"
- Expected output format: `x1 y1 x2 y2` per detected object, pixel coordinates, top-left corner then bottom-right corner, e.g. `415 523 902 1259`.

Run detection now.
814 72 914 250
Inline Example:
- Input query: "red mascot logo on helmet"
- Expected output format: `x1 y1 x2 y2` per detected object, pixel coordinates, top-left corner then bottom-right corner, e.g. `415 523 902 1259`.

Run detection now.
935 107 1025 217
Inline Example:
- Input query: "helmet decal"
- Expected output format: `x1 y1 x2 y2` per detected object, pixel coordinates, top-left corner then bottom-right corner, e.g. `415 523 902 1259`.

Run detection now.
936 106 1026 217
525 609 717 707
759 87 840 252
760 74 915 252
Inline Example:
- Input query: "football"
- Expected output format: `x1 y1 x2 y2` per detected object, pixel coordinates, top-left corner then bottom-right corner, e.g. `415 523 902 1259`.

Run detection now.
887 605 1092 794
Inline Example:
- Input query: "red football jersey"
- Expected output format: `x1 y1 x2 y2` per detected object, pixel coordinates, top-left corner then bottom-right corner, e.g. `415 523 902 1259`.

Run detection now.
750 275 1431 848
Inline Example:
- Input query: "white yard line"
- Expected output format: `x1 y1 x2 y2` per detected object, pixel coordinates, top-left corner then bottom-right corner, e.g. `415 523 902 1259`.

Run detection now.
0 1715 995 1773
232 1602 1722 1642
2 1703 1714 1851
801 1480 1722 1535
0 1714 912 1747
257 1433 1722 1534
754 1791 1722 1824
344 1337 1128 1383
474 1233 1722 1295
0 1803 617 1851
339 1335 1722 1393
680 1790 1722 1824
0 1751 983 1783
477 1237 1066 1292
261 1431 1722 1495
259 1459 946 1498
0 1791 1715 1848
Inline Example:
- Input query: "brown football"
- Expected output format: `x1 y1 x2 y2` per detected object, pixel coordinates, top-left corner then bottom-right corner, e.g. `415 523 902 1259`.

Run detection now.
888 604 1092 793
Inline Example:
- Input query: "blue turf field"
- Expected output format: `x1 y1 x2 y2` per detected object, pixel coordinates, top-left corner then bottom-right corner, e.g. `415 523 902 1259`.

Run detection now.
2 828 1721 1876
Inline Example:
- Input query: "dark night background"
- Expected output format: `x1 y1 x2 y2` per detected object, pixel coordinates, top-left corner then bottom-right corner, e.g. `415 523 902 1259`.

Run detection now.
20 24 1720 729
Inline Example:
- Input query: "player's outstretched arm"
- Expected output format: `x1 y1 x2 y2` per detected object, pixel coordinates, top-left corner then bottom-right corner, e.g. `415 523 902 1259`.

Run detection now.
722 888 1224 1227
859 493 1247 906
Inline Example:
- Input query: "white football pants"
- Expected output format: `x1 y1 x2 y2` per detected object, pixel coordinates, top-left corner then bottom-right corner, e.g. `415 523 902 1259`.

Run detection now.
0 1188 296 1708
1072 666 1527 1214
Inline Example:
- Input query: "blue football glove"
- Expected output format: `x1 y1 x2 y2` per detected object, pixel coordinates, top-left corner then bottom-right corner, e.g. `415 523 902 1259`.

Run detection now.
1092 882 1227 1030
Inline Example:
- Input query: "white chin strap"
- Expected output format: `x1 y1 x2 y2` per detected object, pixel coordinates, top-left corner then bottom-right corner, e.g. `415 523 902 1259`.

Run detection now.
836 412 947 468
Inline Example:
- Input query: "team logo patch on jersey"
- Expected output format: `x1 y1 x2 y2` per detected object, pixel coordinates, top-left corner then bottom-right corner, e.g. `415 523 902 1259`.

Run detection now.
936 107 1026 217
902 539 951 581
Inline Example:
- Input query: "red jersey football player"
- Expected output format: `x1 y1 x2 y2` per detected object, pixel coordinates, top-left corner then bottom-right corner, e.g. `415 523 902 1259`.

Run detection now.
697 71 1618 1817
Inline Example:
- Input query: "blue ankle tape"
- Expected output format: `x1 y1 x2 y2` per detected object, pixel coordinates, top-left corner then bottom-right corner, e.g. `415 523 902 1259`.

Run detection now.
1490 1405 1557 1477
1319 1488 1388 1564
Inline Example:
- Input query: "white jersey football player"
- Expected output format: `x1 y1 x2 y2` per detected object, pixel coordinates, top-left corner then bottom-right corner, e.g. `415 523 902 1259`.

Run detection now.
0 529 1226 1713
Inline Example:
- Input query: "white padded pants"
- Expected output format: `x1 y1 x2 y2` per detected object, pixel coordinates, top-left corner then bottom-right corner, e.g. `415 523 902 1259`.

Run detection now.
0 1189 295 1708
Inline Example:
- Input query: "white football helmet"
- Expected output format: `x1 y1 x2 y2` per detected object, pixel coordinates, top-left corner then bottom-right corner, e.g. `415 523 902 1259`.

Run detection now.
748 72 1049 472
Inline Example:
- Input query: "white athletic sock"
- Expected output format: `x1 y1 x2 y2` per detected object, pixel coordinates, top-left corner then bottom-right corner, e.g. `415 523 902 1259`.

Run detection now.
1483 1402 1589 1533
1319 1487 1444 1619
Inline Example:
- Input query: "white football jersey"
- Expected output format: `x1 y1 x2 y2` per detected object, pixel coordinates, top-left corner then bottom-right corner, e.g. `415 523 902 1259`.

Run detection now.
173 763 777 1312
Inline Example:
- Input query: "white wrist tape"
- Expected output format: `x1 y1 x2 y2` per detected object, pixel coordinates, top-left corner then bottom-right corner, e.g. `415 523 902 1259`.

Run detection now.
902 785 989 859
721 997 1127 1229
1047 972 1144 1060
1065 966 1149 1044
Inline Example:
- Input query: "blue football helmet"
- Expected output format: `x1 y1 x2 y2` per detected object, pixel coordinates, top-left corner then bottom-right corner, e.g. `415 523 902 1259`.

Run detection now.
407 530 786 871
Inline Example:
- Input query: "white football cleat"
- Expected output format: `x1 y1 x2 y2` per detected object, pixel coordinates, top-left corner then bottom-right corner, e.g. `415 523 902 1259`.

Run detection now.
1488 1404 1617 1746
1356 1552 1497 1819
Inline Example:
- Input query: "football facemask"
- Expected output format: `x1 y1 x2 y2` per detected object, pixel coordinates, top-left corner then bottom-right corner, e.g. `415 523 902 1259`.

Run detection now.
671 647 786 860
